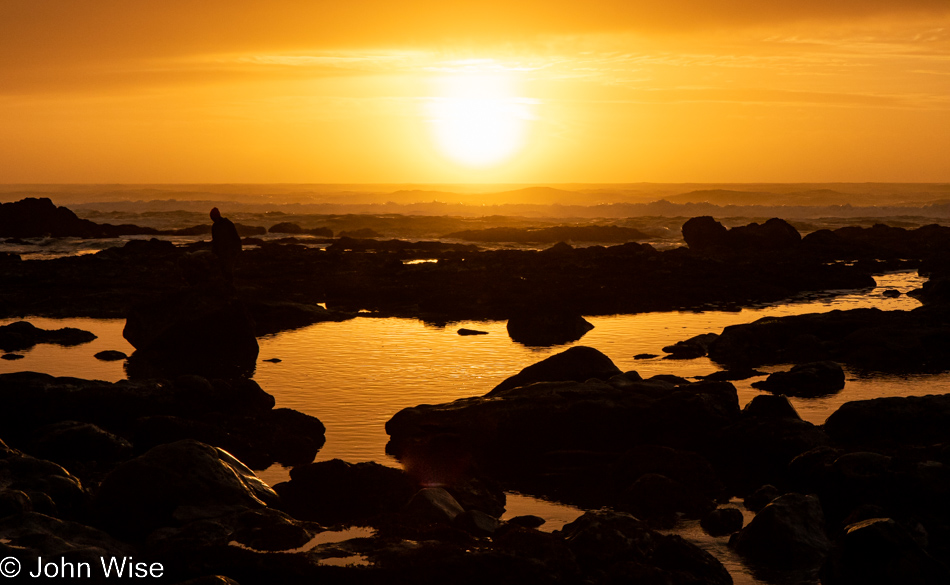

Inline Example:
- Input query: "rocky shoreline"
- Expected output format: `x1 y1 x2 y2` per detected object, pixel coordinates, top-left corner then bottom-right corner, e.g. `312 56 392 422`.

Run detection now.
3 200 950 583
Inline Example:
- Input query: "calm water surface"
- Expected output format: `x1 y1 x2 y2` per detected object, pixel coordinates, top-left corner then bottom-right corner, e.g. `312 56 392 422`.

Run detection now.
3 271 947 585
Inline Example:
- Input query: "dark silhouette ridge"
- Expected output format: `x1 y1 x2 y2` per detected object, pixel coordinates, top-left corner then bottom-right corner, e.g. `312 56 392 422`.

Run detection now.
210 207 242 285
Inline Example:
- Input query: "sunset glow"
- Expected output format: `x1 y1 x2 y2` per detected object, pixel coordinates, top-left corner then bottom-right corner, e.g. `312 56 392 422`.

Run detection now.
0 1 948 182
427 66 535 167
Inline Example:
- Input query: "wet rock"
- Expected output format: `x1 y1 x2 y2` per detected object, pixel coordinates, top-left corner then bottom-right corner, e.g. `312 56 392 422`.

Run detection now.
94 350 127 361
268 222 306 234
695 367 765 382
0 321 96 352
701 507 744 536
30 421 133 465
731 493 832 568
562 510 731 584
824 394 950 447
457 328 488 336
882 289 901 298
752 361 845 397
0 439 87 520
0 512 135 570
95 439 279 541
453 509 501 536
404 488 465 524
821 517 950 585
123 287 259 377
744 484 781 513
713 411 829 493
274 459 415 525
0 490 32 518
619 473 716 526
488 346 621 395
247 300 347 336
682 216 729 251
742 394 802 420
508 515 545 528
707 306 950 373
1 353 23 360
634 353 658 360
506 313 594 346
611 444 724 505
662 333 719 359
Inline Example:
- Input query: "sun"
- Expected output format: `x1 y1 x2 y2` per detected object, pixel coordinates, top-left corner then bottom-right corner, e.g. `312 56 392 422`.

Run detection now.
426 67 534 168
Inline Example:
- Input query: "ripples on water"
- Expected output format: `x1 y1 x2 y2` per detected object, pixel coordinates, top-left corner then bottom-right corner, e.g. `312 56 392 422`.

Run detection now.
2 271 948 585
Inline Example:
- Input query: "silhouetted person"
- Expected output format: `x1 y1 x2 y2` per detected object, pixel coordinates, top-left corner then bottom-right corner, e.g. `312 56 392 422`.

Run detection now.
210 207 241 284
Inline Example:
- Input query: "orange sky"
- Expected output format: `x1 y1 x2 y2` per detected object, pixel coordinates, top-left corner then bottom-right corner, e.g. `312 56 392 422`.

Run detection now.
1 1 948 183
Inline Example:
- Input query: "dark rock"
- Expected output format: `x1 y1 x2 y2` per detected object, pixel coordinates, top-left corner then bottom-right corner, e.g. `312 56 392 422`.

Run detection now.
30 421 133 464
453 509 501 536
263 358 281 363
0 197 120 238
729 217 802 250
752 361 845 397
633 353 658 359
744 484 781 513
123 287 259 377
824 394 950 447
696 367 765 382
94 439 279 541
274 459 415 525
662 332 719 359
0 321 96 352
821 517 950 585
508 515 545 529
682 216 729 251
0 490 32 518
247 300 348 336
742 394 802 419
488 346 621 395
404 487 465 524
268 222 305 234
1 353 23 360
713 411 829 493
701 507 744 536
457 328 488 336
882 289 902 298
0 512 135 571
611 444 724 505
562 510 731 584
94 350 127 361
338 228 381 238
0 439 87 520
506 313 594 346
731 492 832 568
619 473 716 526
444 225 649 244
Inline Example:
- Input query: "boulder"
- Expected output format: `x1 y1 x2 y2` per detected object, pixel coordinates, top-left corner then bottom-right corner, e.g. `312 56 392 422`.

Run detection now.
742 394 802 420
94 440 278 540
274 459 415 525
404 487 465 524
821 517 950 585
743 484 780 513
752 361 846 397
488 346 621 395
457 328 488 336
0 512 135 570
562 510 731 584
123 287 259 377
29 421 133 465
824 394 950 447
0 439 87 520
731 493 832 568
662 333 719 359
506 313 594 346
701 507 744 536
268 222 305 234
682 216 729 251
94 350 127 361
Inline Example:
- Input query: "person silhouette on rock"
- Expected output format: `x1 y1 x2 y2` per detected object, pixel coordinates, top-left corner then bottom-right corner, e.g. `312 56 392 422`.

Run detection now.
210 207 242 285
